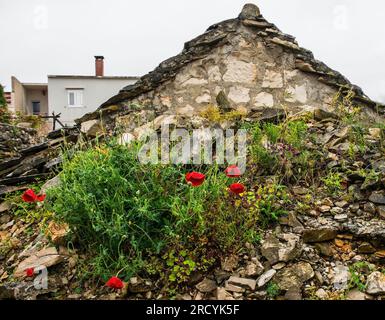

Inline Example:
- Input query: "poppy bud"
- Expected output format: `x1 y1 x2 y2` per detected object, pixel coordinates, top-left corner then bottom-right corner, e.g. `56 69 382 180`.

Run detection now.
229 183 245 194
225 165 242 178
185 172 206 187
106 276 124 289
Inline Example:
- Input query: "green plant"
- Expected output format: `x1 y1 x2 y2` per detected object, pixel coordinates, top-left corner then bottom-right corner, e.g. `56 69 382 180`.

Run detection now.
13 114 43 129
245 119 318 184
199 104 245 123
322 171 344 195
348 261 374 292
164 248 214 284
47 141 185 278
266 282 280 299
5 182 53 224
45 139 265 282
0 84 11 123
264 123 281 144
332 89 362 124
243 181 290 228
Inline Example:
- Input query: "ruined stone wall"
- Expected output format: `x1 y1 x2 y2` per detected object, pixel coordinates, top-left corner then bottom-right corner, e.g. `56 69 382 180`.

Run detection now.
125 26 337 122
77 3 383 136
0 123 38 158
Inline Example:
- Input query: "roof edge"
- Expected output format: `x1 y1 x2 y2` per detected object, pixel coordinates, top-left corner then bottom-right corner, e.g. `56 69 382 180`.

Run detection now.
48 75 139 80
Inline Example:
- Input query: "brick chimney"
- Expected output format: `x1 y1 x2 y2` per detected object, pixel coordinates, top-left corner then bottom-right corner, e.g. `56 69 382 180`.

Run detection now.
95 56 104 77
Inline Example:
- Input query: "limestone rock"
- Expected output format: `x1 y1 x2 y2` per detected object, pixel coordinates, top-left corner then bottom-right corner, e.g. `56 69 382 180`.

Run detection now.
284 287 302 300
81 119 103 137
273 262 314 291
330 265 350 290
223 58 257 83
366 271 385 295
254 92 274 108
369 192 385 205
128 277 154 293
285 85 307 104
176 105 194 116
334 214 348 221
195 93 211 104
257 269 276 288
40 175 61 194
315 288 329 299
303 228 338 243
77 3 383 129
238 3 261 20
262 70 283 88
245 260 264 277
46 221 70 245
228 86 250 104
224 282 245 293
221 254 239 272
270 37 300 50
368 128 381 139
227 276 256 291
195 278 217 293
261 234 302 264
346 289 370 300
14 247 63 278
216 287 235 300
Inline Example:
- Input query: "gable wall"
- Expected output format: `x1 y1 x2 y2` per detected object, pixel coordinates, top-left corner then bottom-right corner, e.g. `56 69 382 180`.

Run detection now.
118 26 337 127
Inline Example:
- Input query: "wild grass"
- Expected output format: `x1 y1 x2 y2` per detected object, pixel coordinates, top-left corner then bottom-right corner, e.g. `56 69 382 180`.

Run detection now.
244 119 320 185
45 138 275 282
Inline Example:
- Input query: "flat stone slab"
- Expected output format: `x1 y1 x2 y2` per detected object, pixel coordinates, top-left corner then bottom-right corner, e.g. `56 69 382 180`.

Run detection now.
14 247 63 278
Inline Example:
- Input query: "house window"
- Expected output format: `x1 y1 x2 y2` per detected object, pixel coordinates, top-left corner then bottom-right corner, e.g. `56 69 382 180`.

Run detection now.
32 101 40 115
67 89 84 107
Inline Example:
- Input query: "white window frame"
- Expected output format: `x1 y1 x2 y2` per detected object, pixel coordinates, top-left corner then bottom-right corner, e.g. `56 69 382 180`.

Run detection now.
67 89 84 108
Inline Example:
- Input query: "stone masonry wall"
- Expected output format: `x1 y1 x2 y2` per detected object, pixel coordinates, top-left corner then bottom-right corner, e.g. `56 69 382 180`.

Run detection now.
77 4 383 135
0 123 38 158
125 26 337 120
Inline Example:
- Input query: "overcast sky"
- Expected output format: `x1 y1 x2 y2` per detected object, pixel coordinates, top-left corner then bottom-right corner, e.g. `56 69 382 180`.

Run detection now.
1 0 384 102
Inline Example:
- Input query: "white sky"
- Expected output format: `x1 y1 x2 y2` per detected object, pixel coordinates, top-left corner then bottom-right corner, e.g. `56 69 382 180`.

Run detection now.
1 0 384 102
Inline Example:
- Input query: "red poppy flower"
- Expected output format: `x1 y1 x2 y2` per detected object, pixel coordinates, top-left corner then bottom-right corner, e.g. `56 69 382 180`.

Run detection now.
106 276 124 289
225 165 242 178
36 194 46 202
25 268 34 277
185 172 206 187
21 189 46 203
22 189 38 202
229 183 245 194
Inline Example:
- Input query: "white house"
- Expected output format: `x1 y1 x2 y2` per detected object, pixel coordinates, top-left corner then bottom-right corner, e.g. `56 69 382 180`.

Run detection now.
47 56 138 127
10 56 138 129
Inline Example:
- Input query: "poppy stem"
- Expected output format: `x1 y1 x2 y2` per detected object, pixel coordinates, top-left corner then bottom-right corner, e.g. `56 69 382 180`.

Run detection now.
186 186 193 215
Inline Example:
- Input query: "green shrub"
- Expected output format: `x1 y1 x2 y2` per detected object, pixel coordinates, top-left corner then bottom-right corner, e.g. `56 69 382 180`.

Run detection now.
243 182 290 228
266 282 281 299
245 120 318 183
348 262 374 292
322 171 344 195
46 139 265 281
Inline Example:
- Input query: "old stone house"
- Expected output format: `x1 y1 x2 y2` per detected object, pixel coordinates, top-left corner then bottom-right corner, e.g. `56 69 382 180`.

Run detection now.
77 4 384 136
